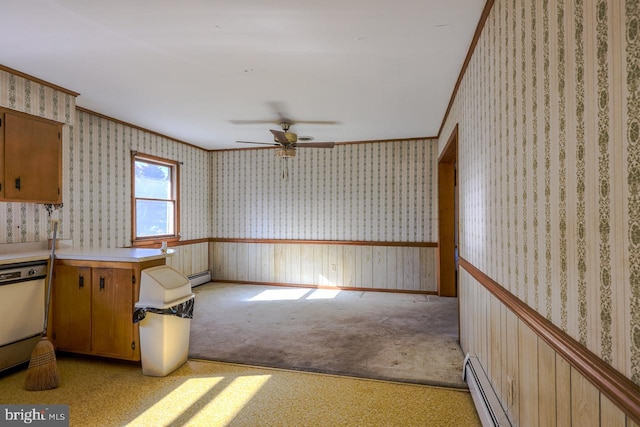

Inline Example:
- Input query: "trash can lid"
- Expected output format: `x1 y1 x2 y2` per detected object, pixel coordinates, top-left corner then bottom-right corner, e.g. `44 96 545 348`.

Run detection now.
138 265 192 307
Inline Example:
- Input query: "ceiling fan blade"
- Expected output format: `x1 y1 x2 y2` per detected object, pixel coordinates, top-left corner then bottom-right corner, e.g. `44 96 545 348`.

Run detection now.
291 120 340 125
231 119 340 126
230 120 278 125
295 142 336 148
270 129 289 145
236 141 279 146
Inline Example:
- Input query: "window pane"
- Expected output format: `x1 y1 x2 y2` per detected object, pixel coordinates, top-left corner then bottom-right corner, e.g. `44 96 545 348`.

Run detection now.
135 160 171 199
136 200 174 237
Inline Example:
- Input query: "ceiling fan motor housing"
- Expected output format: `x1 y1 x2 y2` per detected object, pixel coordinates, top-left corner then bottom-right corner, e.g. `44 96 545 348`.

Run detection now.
273 131 297 144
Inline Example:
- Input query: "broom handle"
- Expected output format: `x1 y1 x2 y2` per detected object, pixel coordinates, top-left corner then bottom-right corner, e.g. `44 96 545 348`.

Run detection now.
42 221 58 336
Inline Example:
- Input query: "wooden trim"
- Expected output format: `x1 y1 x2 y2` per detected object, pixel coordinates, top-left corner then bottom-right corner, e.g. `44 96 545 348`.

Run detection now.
337 136 438 145
438 124 459 163
213 146 275 153
437 0 495 138
0 107 64 127
215 279 438 295
458 257 640 425
131 152 181 244
76 107 207 152
55 259 140 270
210 136 439 152
437 125 458 297
131 236 181 248
209 238 438 247
0 64 80 97
130 237 209 248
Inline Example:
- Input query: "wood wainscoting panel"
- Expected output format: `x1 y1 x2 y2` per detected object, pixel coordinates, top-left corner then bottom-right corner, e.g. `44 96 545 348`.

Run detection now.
505 307 520 424
556 354 572 426
570 367 600 427
372 246 387 289
300 244 315 285
459 257 640 425
518 321 540 427
489 293 502 395
479 282 488 372
420 247 437 290
499 302 509 413
165 241 209 277
236 242 249 282
537 339 557 427
342 245 356 287
210 241 438 292
600 394 627 427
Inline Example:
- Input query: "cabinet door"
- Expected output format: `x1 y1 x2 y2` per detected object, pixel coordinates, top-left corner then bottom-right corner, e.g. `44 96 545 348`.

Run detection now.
2 111 61 203
52 265 92 352
91 268 135 358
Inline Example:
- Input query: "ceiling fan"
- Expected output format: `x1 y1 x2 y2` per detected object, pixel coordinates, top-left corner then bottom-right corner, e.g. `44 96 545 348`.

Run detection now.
236 122 335 158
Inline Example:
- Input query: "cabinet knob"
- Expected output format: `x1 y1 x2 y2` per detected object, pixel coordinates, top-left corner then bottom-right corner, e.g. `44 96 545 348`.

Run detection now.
15 177 20 191
79 276 84 289
99 276 105 290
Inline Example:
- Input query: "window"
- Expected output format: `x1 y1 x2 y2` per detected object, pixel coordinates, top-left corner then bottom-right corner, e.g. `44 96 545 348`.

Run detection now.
132 153 180 244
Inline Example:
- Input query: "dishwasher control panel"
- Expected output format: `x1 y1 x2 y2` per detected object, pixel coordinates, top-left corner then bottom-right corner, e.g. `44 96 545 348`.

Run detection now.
0 261 48 285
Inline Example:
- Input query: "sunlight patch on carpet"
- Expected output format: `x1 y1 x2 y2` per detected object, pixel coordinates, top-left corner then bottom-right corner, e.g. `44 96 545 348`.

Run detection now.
248 288 310 301
128 375 271 426
306 289 341 299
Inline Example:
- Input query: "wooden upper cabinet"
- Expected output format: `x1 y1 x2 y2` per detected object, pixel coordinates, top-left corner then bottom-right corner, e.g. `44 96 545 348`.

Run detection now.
0 109 62 203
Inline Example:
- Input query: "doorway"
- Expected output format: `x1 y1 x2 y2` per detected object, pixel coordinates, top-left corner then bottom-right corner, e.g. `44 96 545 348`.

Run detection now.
438 125 458 297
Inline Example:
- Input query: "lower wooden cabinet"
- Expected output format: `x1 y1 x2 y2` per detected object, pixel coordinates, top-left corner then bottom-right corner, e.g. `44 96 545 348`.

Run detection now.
52 265 92 353
52 259 164 361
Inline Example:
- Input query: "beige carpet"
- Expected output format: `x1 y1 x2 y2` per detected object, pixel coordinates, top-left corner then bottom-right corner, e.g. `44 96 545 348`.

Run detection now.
0 356 480 426
190 283 466 388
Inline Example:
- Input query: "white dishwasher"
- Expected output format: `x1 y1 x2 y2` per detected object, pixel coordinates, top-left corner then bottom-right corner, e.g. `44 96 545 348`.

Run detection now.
0 260 48 372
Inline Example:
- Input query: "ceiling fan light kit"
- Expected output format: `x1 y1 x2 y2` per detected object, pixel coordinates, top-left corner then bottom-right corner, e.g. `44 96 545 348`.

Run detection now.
275 147 296 158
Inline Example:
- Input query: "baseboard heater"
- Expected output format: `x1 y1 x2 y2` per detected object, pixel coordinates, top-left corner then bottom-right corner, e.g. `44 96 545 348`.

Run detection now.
463 354 512 426
188 271 212 287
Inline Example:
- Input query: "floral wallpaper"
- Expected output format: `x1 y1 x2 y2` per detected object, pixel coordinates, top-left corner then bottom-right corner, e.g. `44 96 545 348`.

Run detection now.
69 110 211 247
0 69 74 243
210 139 438 242
0 68 211 247
441 0 640 385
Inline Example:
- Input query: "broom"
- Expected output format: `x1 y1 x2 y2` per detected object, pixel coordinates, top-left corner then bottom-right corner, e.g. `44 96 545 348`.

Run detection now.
25 220 60 391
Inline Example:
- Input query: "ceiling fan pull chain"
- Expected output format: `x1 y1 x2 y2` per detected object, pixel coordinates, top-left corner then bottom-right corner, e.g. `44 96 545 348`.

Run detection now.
282 160 289 180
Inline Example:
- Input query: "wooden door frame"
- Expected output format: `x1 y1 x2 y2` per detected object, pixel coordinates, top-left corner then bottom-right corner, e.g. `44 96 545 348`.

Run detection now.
437 125 458 297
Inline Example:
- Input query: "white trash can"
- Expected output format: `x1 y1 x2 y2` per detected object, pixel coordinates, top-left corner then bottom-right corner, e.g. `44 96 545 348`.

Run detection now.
133 266 195 376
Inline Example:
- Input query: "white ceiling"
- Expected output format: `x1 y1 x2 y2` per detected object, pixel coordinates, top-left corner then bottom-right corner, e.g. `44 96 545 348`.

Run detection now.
1 0 485 150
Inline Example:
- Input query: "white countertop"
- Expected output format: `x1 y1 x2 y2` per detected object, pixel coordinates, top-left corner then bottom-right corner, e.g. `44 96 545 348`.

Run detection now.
0 242 174 265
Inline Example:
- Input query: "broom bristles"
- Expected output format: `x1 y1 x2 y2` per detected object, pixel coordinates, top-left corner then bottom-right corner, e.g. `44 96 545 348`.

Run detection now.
24 337 60 391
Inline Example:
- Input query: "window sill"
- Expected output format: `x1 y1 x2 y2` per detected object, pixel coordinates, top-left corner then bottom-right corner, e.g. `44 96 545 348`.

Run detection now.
131 236 180 248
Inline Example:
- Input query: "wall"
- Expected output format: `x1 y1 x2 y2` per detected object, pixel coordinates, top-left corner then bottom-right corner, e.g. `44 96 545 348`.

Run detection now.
210 241 437 292
209 139 439 291
460 267 636 426
0 69 75 243
0 69 211 276
70 110 211 248
211 139 438 241
166 241 209 277
441 0 639 424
